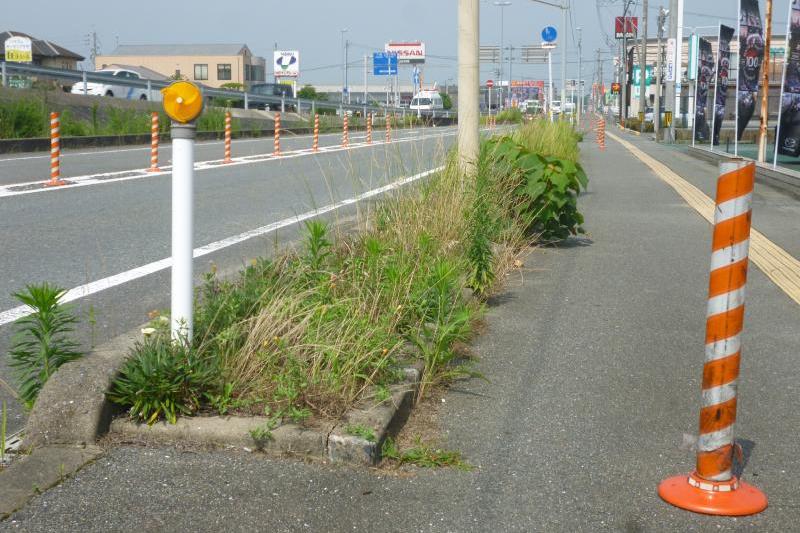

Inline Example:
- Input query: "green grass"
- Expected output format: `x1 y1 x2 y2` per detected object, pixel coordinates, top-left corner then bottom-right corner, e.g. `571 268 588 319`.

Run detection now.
381 436 472 470
512 118 581 163
108 119 585 425
346 424 376 442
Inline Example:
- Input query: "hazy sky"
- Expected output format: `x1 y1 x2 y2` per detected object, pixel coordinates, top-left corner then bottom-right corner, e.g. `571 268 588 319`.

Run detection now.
4 0 779 87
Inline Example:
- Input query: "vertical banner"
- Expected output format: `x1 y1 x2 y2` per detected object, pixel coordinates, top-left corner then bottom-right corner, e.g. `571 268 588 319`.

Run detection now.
737 0 765 140
778 0 800 156
713 25 735 145
694 38 714 142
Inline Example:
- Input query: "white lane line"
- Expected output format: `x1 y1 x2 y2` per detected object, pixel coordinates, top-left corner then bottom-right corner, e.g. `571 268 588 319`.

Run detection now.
0 166 444 326
0 130 458 199
0 126 446 162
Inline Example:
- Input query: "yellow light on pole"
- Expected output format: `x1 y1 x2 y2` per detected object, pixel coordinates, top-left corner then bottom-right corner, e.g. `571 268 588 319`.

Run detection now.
161 81 203 123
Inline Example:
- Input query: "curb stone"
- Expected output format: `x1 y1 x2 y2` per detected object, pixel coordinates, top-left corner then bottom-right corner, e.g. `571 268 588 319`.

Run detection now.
108 364 422 466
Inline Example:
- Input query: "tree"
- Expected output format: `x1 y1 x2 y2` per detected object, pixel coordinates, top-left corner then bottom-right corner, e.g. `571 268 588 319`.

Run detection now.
298 85 327 101
440 92 453 110
220 82 245 91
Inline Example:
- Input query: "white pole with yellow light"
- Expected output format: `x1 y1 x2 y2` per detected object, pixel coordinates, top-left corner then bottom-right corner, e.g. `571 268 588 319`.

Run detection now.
161 81 204 344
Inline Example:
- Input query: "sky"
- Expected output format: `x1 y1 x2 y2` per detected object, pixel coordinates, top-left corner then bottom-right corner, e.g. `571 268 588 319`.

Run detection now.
4 0 780 88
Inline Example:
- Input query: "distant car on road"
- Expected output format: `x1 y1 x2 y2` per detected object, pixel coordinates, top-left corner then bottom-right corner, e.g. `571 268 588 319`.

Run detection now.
70 66 164 101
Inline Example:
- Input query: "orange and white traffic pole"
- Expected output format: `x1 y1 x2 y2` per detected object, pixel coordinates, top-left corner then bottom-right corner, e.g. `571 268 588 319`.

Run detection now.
147 112 161 172
596 116 606 151
366 112 373 145
273 112 282 156
659 160 767 517
342 115 349 148
223 111 233 163
385 113 392 143
46 112 65 187
312 113 320 152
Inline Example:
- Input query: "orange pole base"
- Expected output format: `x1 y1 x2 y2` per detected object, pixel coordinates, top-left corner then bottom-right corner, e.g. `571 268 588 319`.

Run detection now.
44 179 66 187
146 167 162 173
658 474 767 517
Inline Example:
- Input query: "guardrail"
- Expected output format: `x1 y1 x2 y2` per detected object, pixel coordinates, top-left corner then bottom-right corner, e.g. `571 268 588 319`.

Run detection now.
0 62 455 120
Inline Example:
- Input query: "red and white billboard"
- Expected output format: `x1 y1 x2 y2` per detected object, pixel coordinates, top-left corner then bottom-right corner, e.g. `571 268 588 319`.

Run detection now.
385 42 425 64
614 17 638 39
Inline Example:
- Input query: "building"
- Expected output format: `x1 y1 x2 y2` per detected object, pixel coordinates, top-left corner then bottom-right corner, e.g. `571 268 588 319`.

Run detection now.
0 30 84 69
95 44 266 89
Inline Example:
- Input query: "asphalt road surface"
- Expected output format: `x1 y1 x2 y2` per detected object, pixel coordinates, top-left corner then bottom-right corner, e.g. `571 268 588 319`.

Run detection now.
3 129 797 531
0 125 468 435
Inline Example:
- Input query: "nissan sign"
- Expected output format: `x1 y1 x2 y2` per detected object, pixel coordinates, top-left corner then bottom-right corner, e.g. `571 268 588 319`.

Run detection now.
385 42 425 64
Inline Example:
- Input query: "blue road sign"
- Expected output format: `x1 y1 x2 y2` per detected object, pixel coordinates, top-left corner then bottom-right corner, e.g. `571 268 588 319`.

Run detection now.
541 26 558 43
373 52 398 76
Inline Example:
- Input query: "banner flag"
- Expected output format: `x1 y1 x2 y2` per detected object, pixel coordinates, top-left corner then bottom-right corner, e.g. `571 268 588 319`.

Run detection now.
737 0 765 140
713 25 735 145
778 0 800 156
694 38 714 142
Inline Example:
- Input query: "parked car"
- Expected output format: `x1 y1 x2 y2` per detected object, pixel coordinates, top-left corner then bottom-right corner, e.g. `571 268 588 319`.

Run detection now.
70 66 162 101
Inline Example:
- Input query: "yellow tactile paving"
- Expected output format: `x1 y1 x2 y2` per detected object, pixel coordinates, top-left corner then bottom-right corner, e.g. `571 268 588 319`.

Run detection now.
608 131 800 307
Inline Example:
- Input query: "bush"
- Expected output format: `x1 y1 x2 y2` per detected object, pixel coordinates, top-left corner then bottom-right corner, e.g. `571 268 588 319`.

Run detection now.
8 284 83 409
108 336 219 424
0 98 47 139
495 108 523 124
486 121 588 241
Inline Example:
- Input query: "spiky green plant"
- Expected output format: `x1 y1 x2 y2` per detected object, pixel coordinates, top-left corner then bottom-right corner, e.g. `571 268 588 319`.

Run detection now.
8 284 83 409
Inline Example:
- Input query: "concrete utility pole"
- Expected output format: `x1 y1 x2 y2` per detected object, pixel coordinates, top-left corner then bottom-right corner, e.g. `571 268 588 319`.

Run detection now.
458 0 480 176
507 45 514 104
340 29 349 104
655 7 667 141
758 0 774 162
577 27 583 124
639 0 648 133
620 0 634 127
561 1 567 117
494 1 511 108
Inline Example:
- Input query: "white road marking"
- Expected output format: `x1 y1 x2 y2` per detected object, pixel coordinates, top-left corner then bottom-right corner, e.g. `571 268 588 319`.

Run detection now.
0 129 458 199
0 166 444 326
0 127 443 162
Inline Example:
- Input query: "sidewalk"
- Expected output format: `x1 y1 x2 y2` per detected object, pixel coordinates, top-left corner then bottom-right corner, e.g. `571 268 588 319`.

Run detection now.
2 130 798 532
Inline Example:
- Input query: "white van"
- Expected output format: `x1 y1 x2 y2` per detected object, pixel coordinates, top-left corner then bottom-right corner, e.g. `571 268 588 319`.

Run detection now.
409 90 444 111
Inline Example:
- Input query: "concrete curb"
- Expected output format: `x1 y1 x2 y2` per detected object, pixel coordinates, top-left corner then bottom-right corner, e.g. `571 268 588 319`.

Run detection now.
686 145 800 198
0 445 103 519
109 364 422 467
23 330 141 449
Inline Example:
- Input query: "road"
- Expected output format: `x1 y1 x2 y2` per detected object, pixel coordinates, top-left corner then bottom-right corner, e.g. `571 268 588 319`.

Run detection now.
2 127 798 531
0 124 469 435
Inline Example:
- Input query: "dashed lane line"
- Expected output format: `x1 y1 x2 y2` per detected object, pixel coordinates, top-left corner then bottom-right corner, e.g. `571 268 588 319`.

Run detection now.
608 130 800 306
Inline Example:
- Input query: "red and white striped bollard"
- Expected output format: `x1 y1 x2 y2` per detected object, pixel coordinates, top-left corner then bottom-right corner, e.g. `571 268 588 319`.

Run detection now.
147 112 161 172
46 112 65 187
274 112 282 156
658 160 767 516
223 111 232 163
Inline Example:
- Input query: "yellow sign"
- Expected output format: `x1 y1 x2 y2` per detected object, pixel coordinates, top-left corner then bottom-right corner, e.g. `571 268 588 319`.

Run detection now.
161 81 204 123
4 36 33 63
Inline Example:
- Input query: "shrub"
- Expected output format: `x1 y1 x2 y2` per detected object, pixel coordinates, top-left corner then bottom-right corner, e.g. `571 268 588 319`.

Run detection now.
8 284 83 409
0 98 47 139
495 108 523 124
486 129 588 241
108 336 219 424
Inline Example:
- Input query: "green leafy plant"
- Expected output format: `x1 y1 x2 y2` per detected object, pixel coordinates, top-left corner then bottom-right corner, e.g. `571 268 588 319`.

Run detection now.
303 220 332 271
486 134 588 241
108 336 218 424
381 436 471 470
8 284 83 409
249 415 279 443
346 424 376 442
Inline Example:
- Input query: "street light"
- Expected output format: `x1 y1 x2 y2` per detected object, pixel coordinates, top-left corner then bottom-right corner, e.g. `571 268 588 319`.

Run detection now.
529 0 568 120
494 1 512 108
340 28 349 104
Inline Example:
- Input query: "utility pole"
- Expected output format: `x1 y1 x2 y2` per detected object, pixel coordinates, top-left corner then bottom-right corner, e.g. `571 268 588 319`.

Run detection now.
665 0 684 143
364 55 368 105
458 0 480 176
507 45 514 105
577 27 583 125
620 0 633 127
340 29 349 104
758 0 774 162
655 7 667 141
85 31 99 68
494 1 511 108
561 0 567 120
639 0 648 133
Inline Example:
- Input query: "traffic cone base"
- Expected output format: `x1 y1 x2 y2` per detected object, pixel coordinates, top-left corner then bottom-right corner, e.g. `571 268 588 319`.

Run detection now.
658 473 767 517
44 179 67 187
